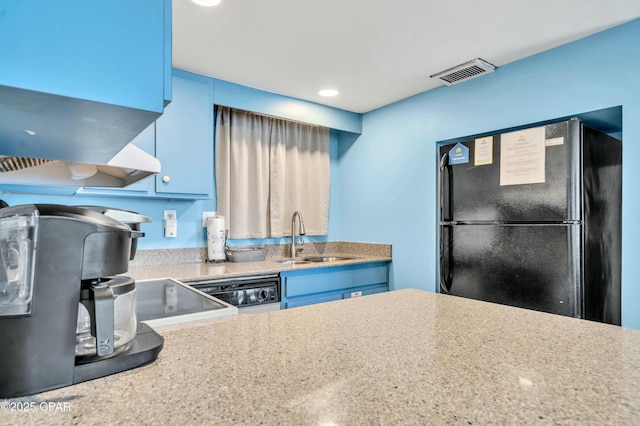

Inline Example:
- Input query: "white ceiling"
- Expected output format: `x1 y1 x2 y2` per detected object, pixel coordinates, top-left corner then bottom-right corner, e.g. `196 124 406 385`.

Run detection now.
173 0 640 114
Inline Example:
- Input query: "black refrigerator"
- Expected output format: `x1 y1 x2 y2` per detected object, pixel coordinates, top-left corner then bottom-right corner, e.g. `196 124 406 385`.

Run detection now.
438 118 621 325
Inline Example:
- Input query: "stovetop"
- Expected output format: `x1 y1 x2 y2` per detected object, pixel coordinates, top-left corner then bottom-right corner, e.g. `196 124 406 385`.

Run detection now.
135 278 238 328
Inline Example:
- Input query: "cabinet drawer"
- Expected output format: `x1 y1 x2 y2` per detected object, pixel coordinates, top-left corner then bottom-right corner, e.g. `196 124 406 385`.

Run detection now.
343 283 389 299
281 293 343 309
282 282 389 310
282 263 388 298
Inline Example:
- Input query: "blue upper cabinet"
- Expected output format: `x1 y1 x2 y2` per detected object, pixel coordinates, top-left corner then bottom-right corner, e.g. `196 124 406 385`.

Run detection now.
76 70 214 199
155 71 214 198
0 0 172 163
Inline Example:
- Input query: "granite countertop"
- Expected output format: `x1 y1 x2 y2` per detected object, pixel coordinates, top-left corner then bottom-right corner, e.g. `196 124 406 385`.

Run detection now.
3 289 640 425
128 254 391 282
126 242 392 282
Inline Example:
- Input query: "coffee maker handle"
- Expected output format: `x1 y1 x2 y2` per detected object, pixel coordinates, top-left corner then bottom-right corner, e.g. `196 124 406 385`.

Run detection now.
130 230 145 239
90 284 115 357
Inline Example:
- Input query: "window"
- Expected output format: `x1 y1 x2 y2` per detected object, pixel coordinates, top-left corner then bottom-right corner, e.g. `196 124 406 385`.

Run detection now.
215 106 330 238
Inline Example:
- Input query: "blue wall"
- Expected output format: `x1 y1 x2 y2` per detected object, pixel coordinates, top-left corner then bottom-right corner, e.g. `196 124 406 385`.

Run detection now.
3 19 639 327
337 18 640 328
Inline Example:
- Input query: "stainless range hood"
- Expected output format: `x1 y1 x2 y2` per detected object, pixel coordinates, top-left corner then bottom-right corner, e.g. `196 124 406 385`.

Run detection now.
0 143 160 188
0 84 162 189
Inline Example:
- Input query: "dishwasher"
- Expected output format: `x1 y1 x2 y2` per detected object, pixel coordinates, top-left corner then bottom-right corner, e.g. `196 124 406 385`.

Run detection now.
186 274 281 314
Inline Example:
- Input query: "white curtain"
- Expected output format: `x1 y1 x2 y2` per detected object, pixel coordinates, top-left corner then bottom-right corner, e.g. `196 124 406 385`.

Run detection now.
215 106 330 238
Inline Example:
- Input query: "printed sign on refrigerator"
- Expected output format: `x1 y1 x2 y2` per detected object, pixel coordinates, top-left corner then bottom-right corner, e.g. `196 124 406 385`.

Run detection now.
448 143 469 165
499 126 546 186
474 136 493 166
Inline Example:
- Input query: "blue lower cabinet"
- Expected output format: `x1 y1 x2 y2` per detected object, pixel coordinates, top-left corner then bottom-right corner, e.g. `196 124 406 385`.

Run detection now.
284 293 344 309
280 262 389 309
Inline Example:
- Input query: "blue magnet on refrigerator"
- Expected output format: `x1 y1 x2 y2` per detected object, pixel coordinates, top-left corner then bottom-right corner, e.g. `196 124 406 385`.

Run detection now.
448 143 469 165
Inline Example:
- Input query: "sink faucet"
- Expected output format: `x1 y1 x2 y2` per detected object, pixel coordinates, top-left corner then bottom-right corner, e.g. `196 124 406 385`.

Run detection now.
290 211 306 258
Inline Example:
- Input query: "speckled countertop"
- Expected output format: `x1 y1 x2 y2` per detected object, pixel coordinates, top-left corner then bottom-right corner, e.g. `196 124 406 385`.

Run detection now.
127 242 392 282
128 255 391 282
3 289 640 425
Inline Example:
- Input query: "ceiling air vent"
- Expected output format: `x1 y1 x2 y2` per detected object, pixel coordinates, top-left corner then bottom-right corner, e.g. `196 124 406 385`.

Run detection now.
430 58 496 86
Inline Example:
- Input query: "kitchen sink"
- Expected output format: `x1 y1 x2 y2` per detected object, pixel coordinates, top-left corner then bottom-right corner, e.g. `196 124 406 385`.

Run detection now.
276 256 356 265
303 256 355 262
276 259 311 265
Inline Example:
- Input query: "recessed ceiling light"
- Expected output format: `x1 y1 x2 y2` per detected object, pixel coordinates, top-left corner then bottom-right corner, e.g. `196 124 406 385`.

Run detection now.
192 0 221 6
318 89 339 97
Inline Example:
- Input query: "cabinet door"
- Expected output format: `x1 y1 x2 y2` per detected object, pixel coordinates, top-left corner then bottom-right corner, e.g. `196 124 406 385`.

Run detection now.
154 73 213 198
0 0 171 165
76 72 212 199
343 283 389 299
0 0 170 113
283 263 388 297
283 282 389 309
282 293 343 309
280 262 389 309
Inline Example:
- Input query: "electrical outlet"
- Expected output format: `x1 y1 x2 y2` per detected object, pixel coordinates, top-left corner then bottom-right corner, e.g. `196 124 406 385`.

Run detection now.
351 291 363 298
164 219 177 238
202 211 217 227
164 210 177 238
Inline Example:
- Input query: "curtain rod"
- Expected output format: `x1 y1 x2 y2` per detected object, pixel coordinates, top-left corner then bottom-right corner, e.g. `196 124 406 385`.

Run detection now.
214 104 326 129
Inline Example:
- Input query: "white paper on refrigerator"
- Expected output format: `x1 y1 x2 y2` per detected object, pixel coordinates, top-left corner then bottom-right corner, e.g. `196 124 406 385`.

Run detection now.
499 126 546 186
474 136 493 166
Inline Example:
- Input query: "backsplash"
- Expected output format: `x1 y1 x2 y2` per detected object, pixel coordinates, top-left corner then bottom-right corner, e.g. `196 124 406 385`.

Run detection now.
130 241 392 266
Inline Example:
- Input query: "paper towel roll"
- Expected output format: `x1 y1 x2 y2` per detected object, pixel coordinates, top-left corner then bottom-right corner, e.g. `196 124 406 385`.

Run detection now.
206 216 226 261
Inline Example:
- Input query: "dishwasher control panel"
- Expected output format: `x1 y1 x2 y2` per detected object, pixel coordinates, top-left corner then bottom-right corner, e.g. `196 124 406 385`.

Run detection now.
188 275 280 308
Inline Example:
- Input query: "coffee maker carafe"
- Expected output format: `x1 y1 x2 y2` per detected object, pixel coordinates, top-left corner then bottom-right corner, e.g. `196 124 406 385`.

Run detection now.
0 204 163 398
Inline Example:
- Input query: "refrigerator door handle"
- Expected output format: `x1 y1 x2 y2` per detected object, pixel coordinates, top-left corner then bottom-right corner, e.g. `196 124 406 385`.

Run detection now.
439 225 453 293
439 151 452 222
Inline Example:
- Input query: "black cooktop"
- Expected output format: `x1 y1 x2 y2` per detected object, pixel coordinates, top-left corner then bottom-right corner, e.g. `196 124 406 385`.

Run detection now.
135 278 237 327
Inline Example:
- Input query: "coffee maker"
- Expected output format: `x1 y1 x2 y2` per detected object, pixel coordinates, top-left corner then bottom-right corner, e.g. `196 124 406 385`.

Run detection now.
0 204 163 398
